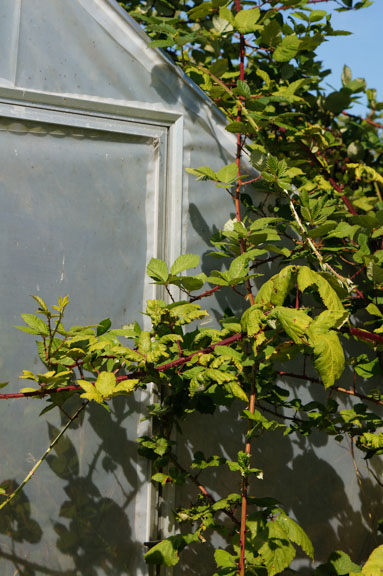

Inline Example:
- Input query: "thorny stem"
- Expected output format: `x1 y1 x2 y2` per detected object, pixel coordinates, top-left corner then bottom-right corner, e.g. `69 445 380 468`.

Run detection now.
231 6 257 570
0 402 87 511
239 373 256 576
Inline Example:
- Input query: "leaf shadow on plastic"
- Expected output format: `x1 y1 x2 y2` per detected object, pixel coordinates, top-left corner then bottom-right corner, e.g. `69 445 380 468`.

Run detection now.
0 396 147 576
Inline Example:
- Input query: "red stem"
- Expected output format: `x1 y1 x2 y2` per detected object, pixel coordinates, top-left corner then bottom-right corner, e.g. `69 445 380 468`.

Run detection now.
0 333 245 400
189 285 221 302
349 327 383 345
0 384 80 400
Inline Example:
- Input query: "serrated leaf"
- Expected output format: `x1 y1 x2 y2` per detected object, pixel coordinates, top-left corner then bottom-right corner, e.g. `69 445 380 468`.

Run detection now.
214 345 242 360
145 534 194 566
273 34 301 62
297 267 344 311
20 314 49 336
216 163 238 184
14 325 41 334
255 266 297 307
205 368 235 384
214 549 237 569
308 310 348 337
228 253 250 280
276 512 314 559
152 472 173 485
170 254 200 275
313 332 345 388
259 522 296 576
236 80 251 99
78 380 103 403
186 166 217 181
241 307 265 337
147 258 169 282
251 149 267 170
95 372 116 398
272 306 312 344
362 545 383 576
226 381 248 402
234 8 261 34
31 295 49 312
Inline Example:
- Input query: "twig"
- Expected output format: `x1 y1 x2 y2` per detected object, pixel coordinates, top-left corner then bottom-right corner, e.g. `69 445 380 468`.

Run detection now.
189 285 221 303
0 402 87 511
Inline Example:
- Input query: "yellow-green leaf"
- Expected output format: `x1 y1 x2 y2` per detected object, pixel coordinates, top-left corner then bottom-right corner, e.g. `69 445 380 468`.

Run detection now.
313 332 345 388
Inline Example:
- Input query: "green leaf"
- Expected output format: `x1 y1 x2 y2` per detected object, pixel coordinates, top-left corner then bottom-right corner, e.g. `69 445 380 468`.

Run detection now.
31 295 49 312
276 512 314 559
255 266 297 307
272 306 312 344
20 314 49 336
186 166 217 181
145 534 194 566
226 121 249 134
95 372 116 398
325 89 352 114
313 333 345 388
236 80 251 99
234 8 261 34
78 380 103 403
361 544 383 576
148 39 176 49
366 303 383 317
228 253 250 280
214 549 237 569
259 521 296 576
147 258 169 282
112 380 139 396
309 9 327 22
216 163 238 184
308 310 348 336
145 539 180 566
297 267 344 311
241 307 265 336
317 550 362 575
138 331 152 354
97 318 112 336
273 35 301 62
170 254 200 275
226 381 248 402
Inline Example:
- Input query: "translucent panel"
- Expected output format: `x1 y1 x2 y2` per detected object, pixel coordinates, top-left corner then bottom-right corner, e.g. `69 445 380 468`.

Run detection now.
0 114 166 575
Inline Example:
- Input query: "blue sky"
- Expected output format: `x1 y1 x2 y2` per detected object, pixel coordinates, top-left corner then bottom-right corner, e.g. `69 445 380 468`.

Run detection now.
316 1 382 112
